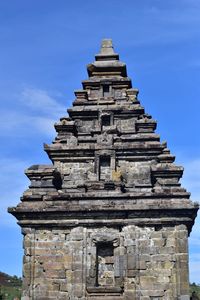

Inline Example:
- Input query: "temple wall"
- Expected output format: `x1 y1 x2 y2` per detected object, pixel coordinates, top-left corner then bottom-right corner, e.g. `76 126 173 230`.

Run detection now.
22 224 189 300
118 161 151 186
56 157 153 186
61 162 95 185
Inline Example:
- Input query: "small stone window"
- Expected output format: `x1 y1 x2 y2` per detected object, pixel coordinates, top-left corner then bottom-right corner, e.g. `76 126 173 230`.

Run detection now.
87 233 123 294
99 155 111 181
52 170 62 190
101 115 111 127
102 84 110 98
96 242 114 287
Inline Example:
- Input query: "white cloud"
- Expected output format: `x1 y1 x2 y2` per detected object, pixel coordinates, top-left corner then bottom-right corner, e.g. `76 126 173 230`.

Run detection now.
0 87 67 226
21 87 66 117
0 87 66 137
0 110 56 137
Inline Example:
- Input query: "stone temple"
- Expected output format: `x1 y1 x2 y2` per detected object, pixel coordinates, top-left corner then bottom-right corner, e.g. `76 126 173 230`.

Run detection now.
9 39 198 300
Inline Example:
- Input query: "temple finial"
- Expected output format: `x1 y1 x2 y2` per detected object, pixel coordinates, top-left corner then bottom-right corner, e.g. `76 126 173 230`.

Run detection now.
100 39 115 55
95 38 119 61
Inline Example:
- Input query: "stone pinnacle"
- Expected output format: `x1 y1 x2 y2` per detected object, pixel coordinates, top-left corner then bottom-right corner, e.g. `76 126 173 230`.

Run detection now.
100 38 115 55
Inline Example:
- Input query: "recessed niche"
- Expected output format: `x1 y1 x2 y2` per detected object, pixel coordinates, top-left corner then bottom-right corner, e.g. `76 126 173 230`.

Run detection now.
96 242 114 287
102 84 110 98
101 115 111 127
99 155 111 181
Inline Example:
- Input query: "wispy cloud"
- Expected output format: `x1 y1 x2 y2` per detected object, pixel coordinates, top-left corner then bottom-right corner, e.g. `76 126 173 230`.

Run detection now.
21 87 66 117
0 87 67 227
0 87 66 137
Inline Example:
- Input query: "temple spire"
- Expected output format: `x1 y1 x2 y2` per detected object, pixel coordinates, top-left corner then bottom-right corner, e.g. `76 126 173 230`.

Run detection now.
99 39 115 55
9 40 198 299
87 38 127 77
95 38 119 61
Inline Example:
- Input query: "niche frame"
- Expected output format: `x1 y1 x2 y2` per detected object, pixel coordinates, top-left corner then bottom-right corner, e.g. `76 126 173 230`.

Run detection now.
86 230 124 295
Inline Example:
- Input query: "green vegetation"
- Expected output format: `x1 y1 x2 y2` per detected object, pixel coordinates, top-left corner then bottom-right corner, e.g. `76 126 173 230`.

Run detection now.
0 286 21 300
190 282 200 299
0 272 22 300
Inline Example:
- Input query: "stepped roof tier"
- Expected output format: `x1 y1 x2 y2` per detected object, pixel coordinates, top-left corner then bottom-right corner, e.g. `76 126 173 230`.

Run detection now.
8 39 198 233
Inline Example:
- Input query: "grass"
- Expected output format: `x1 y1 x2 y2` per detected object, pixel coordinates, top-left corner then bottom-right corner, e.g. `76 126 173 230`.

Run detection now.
0 272 22 300
0 285 22 300
190 283 200 298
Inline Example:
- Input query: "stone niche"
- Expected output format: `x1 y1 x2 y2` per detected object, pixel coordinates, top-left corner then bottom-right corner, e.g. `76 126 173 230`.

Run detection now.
22 225 190 300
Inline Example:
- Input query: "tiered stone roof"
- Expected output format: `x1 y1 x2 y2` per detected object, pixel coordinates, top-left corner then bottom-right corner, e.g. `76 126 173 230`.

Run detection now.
9 39 198 233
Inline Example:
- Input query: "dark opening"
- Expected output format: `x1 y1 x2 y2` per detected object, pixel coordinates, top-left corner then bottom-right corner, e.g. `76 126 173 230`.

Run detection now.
101 115 111 127
52 170 62 190
103 85 110 97
100 156 110 167
99 155 111 181
155 225 163 231
97 242 114 257
96 242 114 287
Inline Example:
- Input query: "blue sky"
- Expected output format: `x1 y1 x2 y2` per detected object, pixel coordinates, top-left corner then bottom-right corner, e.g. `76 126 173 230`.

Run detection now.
0 0 200 283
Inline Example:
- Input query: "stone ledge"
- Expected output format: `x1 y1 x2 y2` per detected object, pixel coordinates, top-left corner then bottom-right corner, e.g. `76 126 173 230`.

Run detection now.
87 286 122 294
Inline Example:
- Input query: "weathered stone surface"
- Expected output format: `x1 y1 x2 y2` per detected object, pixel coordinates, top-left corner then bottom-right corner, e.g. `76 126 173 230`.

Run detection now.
8 39 198 299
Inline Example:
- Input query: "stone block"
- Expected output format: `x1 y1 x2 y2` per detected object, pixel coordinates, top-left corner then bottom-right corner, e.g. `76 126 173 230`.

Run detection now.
127 254 136 270
114 255 126 277
140 276 156 289
127 269 137 277
73 270 83 284
125 278 136 290
141 289 164 297
63 255 73 269
180 296 190 300
45 269 66 279
139 260 146 270
124 290 136 300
